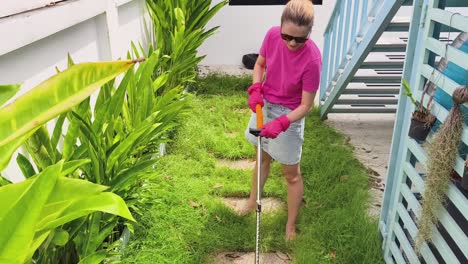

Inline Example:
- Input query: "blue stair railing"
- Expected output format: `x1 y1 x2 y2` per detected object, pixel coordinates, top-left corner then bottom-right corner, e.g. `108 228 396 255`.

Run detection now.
380 0 468 262
320 0 407 118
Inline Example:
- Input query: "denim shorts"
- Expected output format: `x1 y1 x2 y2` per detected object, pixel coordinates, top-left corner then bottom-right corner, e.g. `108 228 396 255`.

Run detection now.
245 101 305 165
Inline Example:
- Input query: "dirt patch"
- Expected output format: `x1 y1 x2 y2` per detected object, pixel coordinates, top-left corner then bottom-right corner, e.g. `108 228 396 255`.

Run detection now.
223 197 284 214
217 159 255 170
213 251 291 264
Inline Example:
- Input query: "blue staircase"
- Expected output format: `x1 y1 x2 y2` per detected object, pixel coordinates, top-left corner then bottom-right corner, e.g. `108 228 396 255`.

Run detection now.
319 0 410 118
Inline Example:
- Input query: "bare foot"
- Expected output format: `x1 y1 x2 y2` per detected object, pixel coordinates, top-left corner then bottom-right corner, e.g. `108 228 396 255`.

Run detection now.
236 200 256 216
285 225 297 241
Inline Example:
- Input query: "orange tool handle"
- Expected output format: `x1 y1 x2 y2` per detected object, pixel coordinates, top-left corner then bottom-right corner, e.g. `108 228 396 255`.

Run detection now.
256 104 263 129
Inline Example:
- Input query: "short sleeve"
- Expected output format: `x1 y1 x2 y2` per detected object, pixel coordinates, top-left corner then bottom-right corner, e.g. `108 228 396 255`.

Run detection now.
259 27 274 58
302 58 322 93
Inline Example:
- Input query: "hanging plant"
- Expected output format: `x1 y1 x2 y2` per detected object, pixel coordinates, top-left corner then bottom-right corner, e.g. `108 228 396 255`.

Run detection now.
415 86 468 252
408 32 467 142
402 79 436 141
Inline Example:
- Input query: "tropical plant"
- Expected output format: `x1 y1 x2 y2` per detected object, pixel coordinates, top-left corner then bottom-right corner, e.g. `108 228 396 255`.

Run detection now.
20 51 189 263
0 60 139 264
403 79 436 141
0 161 135 264
146 0 227 91
0 60 137 172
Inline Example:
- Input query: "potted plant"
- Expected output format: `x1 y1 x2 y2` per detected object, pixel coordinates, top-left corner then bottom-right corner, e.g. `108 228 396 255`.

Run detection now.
402 79 436 141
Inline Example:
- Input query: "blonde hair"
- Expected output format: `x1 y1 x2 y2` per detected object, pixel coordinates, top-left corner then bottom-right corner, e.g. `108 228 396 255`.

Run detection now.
281 0 315 30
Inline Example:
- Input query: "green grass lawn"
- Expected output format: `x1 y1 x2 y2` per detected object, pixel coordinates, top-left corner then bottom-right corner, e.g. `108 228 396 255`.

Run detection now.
122 74 384 264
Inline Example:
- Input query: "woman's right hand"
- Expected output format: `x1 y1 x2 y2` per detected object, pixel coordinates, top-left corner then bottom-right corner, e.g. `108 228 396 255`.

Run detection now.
247 82 264 112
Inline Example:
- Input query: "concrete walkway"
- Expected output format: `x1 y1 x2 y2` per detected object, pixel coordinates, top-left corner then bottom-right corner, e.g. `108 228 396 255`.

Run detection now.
325 113 396 218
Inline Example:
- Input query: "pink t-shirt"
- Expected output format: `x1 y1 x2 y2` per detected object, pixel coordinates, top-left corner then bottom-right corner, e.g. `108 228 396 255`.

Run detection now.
259 26 322 110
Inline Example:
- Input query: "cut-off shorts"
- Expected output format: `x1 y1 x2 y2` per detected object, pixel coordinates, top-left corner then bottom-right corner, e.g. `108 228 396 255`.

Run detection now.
245 100 305 165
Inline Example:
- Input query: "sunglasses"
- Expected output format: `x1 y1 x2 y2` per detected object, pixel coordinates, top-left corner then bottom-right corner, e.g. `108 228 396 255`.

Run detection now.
281 33 309 43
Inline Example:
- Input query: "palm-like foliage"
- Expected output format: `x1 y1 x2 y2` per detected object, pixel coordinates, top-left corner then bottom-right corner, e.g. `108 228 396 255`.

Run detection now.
0 60 138 264
18 50 189 263
1 0 225 262
0 61 135 172
146 0 227 90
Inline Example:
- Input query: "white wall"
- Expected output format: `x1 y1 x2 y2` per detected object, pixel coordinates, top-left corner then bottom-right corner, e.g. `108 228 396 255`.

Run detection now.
198 0 337 66
0 0 148 182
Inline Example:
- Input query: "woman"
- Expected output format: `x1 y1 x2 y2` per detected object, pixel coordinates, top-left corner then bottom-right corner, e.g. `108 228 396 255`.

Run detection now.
242 0 322 241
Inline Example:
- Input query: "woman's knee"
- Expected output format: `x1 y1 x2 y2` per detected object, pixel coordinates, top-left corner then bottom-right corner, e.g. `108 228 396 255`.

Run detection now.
283 165 301 184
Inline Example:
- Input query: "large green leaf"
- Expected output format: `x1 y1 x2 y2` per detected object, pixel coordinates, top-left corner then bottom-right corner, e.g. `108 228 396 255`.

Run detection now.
0 84 21 107
0 160 135 263
0 60 137 148
0 162 62 264
37 191 134 232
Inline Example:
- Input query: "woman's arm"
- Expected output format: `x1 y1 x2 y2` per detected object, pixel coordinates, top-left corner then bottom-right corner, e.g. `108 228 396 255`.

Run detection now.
286 90 316 123
252 55 266 84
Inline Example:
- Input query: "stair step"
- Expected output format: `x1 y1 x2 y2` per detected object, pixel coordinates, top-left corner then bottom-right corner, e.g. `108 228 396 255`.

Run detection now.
374 70 403 75
330 106 397 114
352 75 402 83
371 43 407 52
386 21 410 32
336 98 399 105
343 88 400 95
402 0 413 6
361 61 404 69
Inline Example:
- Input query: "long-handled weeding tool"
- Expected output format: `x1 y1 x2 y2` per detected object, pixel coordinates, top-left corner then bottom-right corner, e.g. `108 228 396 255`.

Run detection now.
249 104 263 264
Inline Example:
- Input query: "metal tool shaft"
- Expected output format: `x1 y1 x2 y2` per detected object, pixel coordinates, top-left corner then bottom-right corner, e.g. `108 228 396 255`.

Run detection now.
255 135 262 264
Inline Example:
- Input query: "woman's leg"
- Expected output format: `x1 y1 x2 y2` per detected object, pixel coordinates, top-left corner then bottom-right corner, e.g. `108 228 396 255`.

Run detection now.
282 163 303 240
239 148 273 214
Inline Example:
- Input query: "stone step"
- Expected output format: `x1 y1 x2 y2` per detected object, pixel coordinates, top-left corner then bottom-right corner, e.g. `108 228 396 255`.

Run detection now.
223 197 284 215
214 252 291 264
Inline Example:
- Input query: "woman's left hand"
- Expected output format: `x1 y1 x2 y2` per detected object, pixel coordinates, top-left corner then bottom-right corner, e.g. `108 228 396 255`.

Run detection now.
260 115 290 138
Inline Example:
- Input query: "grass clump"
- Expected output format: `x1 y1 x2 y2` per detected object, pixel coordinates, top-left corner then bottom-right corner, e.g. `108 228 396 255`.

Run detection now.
122 73 384 263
